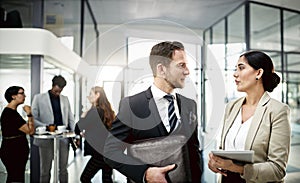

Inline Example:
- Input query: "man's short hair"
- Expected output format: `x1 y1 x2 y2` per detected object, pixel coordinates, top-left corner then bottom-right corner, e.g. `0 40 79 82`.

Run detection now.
149 41 184 76
52 75 67 88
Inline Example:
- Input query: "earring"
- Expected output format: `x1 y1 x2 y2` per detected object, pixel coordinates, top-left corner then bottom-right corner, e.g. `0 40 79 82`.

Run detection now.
256 77 258 80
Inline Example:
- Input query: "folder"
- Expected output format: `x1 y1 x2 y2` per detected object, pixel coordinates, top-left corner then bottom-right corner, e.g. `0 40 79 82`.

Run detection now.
128 135 192 183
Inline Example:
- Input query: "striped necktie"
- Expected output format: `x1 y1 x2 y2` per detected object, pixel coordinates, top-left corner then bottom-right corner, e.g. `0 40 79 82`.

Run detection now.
164 94 178 132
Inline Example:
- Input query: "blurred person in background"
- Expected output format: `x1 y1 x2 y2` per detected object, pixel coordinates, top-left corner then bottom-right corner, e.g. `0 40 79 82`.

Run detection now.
31 75 75 183
0 86 34 183
75 86 115 183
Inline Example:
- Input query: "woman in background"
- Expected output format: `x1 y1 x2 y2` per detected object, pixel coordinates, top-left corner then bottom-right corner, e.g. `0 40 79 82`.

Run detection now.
208 51 291 183
75 86 115 183
0 86 35 183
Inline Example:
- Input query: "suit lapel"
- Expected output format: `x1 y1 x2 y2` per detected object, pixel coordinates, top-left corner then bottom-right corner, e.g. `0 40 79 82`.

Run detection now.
174 94 196 135
46 92 54 117
145 88 168 135
244 92 270 150
176 94 187 128
223 98 244 147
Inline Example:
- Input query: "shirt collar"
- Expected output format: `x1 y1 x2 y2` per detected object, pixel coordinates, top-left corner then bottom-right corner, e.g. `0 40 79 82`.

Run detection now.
151 84 176 100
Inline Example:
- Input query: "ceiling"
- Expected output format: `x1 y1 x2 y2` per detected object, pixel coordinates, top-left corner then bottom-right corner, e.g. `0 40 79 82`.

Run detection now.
1 0 299 29
1 0 300 69
1 0 299 34
87 0 245 30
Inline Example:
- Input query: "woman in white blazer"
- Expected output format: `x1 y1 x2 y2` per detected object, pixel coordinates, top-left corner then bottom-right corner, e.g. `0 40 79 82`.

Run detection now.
208 51 291 183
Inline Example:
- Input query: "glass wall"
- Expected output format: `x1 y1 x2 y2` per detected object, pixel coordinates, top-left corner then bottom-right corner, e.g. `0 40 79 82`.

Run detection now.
0 55 31 114
203 1 300 133
0 54 31 182
250 4 281 51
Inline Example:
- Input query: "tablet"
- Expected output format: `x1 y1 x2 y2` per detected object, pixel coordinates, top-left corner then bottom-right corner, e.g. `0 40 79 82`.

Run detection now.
211 150 254 164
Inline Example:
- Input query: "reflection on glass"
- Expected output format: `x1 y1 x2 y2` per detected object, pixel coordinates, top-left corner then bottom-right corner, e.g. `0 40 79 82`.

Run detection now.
250 4 280 51
287 74 300 125
284 11 300 52
286 53 300 71
0 55 31 114
213 20 225 44
228 6 245 44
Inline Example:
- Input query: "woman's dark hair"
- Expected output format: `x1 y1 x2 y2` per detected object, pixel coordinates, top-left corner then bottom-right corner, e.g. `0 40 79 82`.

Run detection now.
52 75 67 88
4 86 24 103
240 50 280 92
149 41 184 76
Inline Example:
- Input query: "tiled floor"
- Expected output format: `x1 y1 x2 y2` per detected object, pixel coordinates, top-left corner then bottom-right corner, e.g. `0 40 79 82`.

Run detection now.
68 151 126 183
70 130 300 183
1 125 300 183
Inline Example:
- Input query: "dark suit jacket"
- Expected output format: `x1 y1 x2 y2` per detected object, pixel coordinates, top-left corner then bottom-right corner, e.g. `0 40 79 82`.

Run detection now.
104 87 203 183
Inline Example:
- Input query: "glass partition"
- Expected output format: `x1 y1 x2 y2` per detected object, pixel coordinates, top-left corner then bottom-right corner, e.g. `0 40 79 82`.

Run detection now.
0 54 31 182
227 5 246 100
0 55 31 113
286 53 300 125
286 53 300 72
284 11 300 52
212 20 225 70
250 4 281 51
44 0 81 54
0 1 33 28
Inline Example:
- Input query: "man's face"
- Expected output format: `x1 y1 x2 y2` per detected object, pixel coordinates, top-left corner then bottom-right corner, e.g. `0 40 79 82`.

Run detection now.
50 85 63 97
164 50 190 89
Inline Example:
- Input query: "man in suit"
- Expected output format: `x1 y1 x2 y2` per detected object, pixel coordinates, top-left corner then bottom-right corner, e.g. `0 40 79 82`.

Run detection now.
104 41 203 183
32 75 75 183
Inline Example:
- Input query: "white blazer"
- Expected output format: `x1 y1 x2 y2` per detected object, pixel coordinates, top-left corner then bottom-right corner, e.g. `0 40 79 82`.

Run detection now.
31 92 75 146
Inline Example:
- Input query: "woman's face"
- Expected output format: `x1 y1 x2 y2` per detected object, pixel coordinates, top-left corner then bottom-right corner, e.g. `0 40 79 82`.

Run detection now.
233 56 258 92
14 89 26 104
87 90 99 105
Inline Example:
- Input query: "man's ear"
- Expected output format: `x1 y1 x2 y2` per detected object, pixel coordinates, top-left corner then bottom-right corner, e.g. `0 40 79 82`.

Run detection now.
157 64 166 77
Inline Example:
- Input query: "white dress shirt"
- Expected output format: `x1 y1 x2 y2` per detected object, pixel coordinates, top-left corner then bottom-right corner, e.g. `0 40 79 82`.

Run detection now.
225 108 252 150
151 84 180 132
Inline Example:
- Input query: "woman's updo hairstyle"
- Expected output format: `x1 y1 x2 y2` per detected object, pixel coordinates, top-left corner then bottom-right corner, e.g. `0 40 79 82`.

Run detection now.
240 50 280 92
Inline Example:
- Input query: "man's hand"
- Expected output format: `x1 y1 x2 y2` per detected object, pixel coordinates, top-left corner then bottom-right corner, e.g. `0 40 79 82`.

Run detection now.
145 164 176 183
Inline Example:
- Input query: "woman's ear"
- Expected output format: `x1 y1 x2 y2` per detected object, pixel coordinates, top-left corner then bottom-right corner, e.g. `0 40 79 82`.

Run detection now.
257 68 264 80
95 92 101 99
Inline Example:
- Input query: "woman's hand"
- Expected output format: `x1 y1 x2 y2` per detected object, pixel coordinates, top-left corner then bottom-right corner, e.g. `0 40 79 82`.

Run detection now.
208 152 228 176
23 105 31 115
208 152 244 175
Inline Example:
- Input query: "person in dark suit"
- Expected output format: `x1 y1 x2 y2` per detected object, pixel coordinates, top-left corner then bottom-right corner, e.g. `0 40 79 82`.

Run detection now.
104 41 203 183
